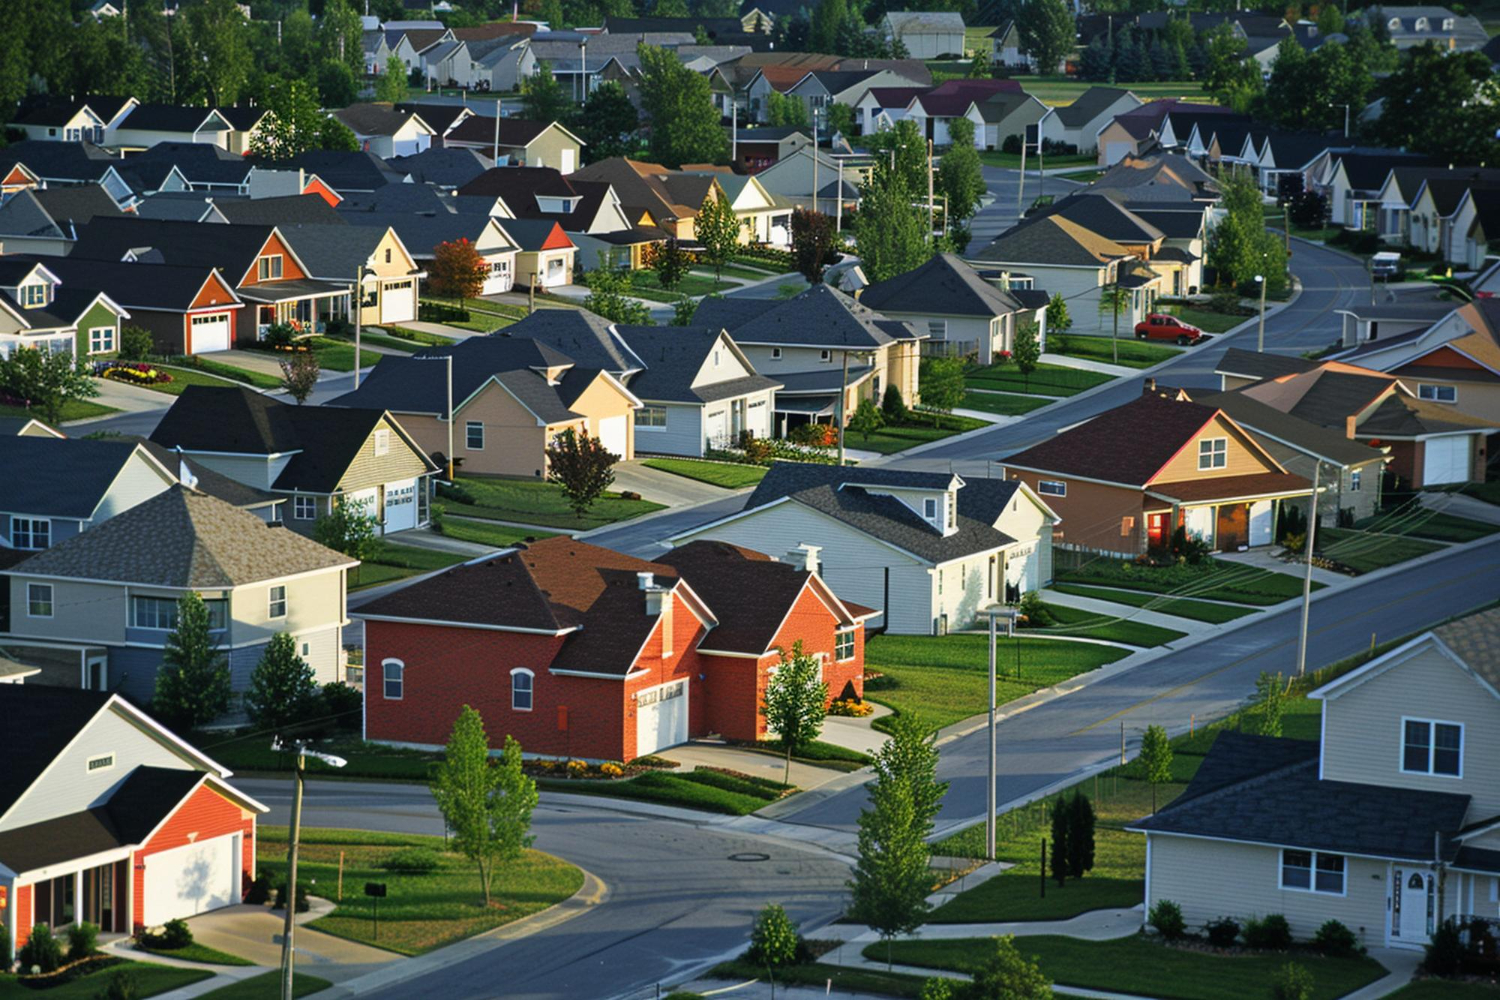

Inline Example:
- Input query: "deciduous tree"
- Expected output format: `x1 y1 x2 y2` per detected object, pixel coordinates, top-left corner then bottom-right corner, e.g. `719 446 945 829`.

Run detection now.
545 428 618 517
968 936 1054 999
790 208 834 284
279 352 321 405
1374 45 1500 165
695 192 744 282
853 170 931 282
246 632 319 738
375 55 410 104
1140 723 1172 813
429 238 490 304
918 356 965 413
314 497 379 581
178 0 253 106
250 77 349 159
766 90 810 128
572 81 639 163
1254 671 1288 737
937 117 985 228
1018 0 1074 76
825 101 856 139
153 592 233 731
521 61 574 125
645 237 693 291
760 641 828 785
1012 319 1041 392
637 43 729 168
582 268 651 323
848 396 886 441
0 349 99 427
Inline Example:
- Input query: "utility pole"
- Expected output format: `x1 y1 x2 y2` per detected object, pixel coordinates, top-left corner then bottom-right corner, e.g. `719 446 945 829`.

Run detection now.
492 110 500 164
987 609 996 861
1111 269 1121 366
927 138 935 237
277 743 346 1000
835 349 850 465
353 265 373 388
445 354 454 481
731 100 737 166
836 158 844 231
1256 273 1268 352
1016 131 1027 215
1296 462 1321 678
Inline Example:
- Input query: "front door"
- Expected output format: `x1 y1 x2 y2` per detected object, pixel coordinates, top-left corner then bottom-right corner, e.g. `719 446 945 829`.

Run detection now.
1391 869 1434 947
1216 504 1248 551
1147 512 1168 549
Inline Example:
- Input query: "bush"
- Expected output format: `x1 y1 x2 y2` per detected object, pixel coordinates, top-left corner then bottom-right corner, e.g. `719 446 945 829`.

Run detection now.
66 921 98 961
1204 916 1239 947
1424 917 1466 976
0 920 9 970
262 323 296 349
746 903 799 968
245 871 273 905
828 698 874 717
1017 590 1055 628
119 326 155 361
321 681 362 729
19 924 62 973
101 968 141 1000
380 847 443 873
1270 962 1315 1000
273 882 310 914
1149 899 1186 941
161 918 192 949
437 481 475 505
1244 914 1292 951
881 384 908 423
1001 133 1022 154
1208 289 1243 315
1313 918 1359 957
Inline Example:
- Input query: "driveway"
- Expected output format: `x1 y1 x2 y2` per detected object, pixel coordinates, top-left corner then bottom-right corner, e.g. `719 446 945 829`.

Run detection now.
185 903 398 983
662 741 853 793
611 460 741 507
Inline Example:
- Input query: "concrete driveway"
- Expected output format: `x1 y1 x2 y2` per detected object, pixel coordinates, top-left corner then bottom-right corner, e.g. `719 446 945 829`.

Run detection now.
186 903 398 983
611 460 742 507
662 741 856 792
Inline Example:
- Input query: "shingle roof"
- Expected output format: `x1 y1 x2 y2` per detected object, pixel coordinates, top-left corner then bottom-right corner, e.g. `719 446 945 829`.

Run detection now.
0 437 167 520
1052 87 1134 127
137 439 281 510
0 140 119 183
970 214 1133 267
1434 605 1500 692
268 150 409 192
446 116 556 149
885 10 965 32
859 253 1023 318
498 309 639 372
1215 346 1319 381
339 209 504 257
385 146 492 188
127 142 256 186
1357 392 1499 436
212 195 346 228
655 540 820 654
337 182 450 214
696 284 922 349
17 485 353 587
30 185 125 234
279 223 396 279
71 216 279 284
0 686 111 816
1022 192 1165 245
613 325 780 403
117 103 228 134
1190 390 1388 467
335 103 430 138
10 253 231 312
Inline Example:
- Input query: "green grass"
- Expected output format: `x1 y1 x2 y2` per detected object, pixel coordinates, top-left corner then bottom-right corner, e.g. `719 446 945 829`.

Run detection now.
1049 334 1182 369
726 738 872 772
1056 557 1318 606
537 768 786 815
305 337 384 371
196 971 331 998
257 826 583 956
350 541 467 590
0 399 118 423
1317 527 1442 573
1022 76 1209 105
378 325 457 347
166 356 283 389
1356 509 1499 543
960 390 1052 415
694 263 780 281
193 732 440 780
864 634 1129 733
1462 481 1500 506
0 962 212 999
123 364 272 396
418 300 515 333
710 960 932 998
135 941 253 966
634 272 735 297
444 476 665 530
1384 982 1500 999
642 458 768 489
729 254 791 274
965 361 1114 397
1165 305 1252 334
978 151 1099 168
871 935 1386 1000
1030 601 1186 647
435 516 556 548
846 415 988 455
1050 583 1258 624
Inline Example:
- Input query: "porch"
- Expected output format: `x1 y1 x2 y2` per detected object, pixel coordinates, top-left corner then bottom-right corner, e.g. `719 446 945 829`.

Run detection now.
238 280 350 339
1146 475 1315 553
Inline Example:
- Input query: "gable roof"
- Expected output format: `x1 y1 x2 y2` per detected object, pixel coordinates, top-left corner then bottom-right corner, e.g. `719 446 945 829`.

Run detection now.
0 686 114 817
884 10 965 32
970 214 1134 267
612 325 781 403
570 157 715 227
912 78 1023 117
1188 389 1387 467
693 283 922 349
116 103 230 135
136 439 280 511
859 253 1023 318
70 216 292 286
1433 606 1500 693
8 254 238 313
1051 86 1134 127
1021 192 1165 245
279 223 408 280
338 209 511 257
1216 346 1320 382
446 116 565 150
267 150 409 192
498 309 640 373
334 103 433 138
127 141 255 186
0 140 120 184
385 146 493 188
211 194 346 228
0 437 172 520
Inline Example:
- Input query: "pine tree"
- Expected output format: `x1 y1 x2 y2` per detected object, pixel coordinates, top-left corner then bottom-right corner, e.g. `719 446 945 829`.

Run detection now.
245 633 319 738
1049 796 1069 886
153 592 232 731
1067 791 1096 879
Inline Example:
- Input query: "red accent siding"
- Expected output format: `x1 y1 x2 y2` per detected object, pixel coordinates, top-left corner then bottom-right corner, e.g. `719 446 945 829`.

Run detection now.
131 784 255 929
14 883 32 950
302 177 342 207
539 223 574 252
1404 345 1485 371
239 233 308 287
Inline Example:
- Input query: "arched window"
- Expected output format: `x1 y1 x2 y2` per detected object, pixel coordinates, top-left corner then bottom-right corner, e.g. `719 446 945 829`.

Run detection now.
383 659 404 700
511 668 534 711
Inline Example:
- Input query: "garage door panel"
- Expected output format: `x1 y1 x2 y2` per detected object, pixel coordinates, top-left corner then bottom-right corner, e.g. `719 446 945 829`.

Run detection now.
382 280 415 324
636 680 688 756
1423 438 1468 485
143 835 238 926
598 416 627 458
383 479 418 533
190 313 231 354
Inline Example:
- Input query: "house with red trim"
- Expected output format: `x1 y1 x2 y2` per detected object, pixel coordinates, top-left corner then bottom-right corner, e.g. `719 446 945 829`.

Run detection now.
0 686 266 957
356 536 873 761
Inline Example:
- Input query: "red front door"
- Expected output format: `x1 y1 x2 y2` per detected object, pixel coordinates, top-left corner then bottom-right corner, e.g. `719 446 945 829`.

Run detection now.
1148 512 1168 547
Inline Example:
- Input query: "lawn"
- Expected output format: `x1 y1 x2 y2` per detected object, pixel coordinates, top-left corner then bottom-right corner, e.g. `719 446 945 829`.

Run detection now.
193 731 440 781
1165 305 1252 334
1317 527 1442 573
257 826 583 956
351 332 422 353
1048 334 1182 369
350 541 467 590
979 150 1098 168
1021 77 1209 105
538 767 792 815
871 935 1386 1000
134 941 253 965
129 364 275 396
1356 509 1498 543
863 634 1130 733
960 390 1052 416
305 337 385 372
442 476 665 530
1049 583 1258 624
965 361 1114 397
166 356 283 389
642 457 768 489
0 399 118 423
377 325 457 347
1030 601 1186 647
1462 481 1500 506
694 263 780 281
631 271 735 298
196 972 332 998
1056 557 1317 606
710 960 931 997
846 415 989 455
0 962 212 999
1385 982 1500 999
436 516 556 548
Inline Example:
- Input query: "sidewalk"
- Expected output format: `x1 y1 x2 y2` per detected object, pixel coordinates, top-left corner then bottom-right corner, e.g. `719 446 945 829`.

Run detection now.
1039 351 1138 377
1422 489 1500 526
1040 587 1219 636
1215 547 1346 588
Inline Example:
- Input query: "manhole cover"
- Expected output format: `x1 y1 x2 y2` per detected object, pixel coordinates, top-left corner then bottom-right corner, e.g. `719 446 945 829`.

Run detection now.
728 852 770 862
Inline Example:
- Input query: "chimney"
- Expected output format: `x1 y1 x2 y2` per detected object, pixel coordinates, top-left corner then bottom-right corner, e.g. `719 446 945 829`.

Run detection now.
1345 415 1357 439
786 543 821 575
636 570 655 590
1143 377 1157 395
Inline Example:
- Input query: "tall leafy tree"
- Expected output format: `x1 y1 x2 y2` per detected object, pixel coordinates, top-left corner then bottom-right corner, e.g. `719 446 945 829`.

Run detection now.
637 43 730 168
546 428 620 516
179 0 254 105
810 0 849 53
153 592 233 731
695 191 744 282
246 633 319 738
760 641 828 785
375 55 411 104
790 208 834 285
864 119 927 196
1208 170 1287 294
1018 0 1074 76
937 118 985 231
1374 46 1500 165
429 239 490 305
645 237 693 291
825 101 856 139
315 60 360 107
250 78 344 159
572 81 639 163
582 268 651 324
521 61 574 124
853 170 931 283
1202 22 1263 112
320 0 365 77
0 350 98 427
314 497 379 581
918 356 964 413
766 90 810 128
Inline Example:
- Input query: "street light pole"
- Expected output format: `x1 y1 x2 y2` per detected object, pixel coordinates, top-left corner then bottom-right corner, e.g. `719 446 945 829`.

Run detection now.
353 265 374 388
1255 273 1267 352
1296 461 1321 678
276 742 346 1000
985 607 1017 862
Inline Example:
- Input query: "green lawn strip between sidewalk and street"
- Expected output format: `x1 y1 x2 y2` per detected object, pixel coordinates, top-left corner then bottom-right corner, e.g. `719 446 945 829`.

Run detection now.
1028 602 1186 647
1056 557 1318 606
845 415 989 455
966 362 1114 397
441 476 664 530
1316 527 1442 573
194 733 439 781
349 542 468 591
978 151 1099 168
375 325 457 347
0 962 212 1000
709 961 933 998
536 767 791 816
641 458 768 489
1048 584 1258 624
960 390 1052 416
1164 306 1253 334
1 399 118 423
196 971 332 998
721 738 872 773
1462 481 1500 506
163 357 283 389
435 517 557 548
693 263 782 281
1355 509 1499 543
134 941 254 966
1048 334 1182 369
864 634 1130 734
1383 982 1500 999
256 826 583 956
868 934 1386 1000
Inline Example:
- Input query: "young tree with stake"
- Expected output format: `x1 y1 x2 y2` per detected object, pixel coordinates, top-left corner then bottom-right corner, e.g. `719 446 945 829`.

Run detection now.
760 641 828 785
279 352 320 405
696 192 743 283
545 428 618 519
1012 320 1041 393
1140 724 1173 814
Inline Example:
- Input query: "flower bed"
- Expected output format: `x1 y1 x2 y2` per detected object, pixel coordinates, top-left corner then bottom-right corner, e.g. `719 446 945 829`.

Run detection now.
828 697 875 717
96 361 173 386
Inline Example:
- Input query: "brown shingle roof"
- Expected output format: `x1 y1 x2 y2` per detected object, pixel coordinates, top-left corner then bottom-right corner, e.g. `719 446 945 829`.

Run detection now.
1434 606 1500 692
1148 471 1312 503
655 540 821 655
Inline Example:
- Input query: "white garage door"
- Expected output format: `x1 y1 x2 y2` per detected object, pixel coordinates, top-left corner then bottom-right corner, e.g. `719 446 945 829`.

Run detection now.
381 280 415 324
598 415 627 458
704 408 727 450
1249 500 1273 547
1104 141 1132 165
559 149 576 174
1005 543 1038 592
1184 505 1214 543
383 478 418 533
636 679 688 756
190 313 231 354
143 834 239 926
1423 437 1470 485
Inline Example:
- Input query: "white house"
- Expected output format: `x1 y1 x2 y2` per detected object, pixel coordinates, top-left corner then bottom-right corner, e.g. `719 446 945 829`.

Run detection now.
882 11 966 59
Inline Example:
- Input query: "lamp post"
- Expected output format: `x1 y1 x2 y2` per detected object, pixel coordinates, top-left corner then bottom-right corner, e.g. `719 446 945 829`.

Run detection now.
353 264 375 388
416 354 455 480
1254 273 1267 352
1295 461 1322 678
984 607 1019 862
1329 102 1350 139
276 741 346 1000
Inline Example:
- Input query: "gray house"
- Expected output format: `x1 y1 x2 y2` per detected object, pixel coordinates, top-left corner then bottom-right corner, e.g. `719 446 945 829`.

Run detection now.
858 253 1036 365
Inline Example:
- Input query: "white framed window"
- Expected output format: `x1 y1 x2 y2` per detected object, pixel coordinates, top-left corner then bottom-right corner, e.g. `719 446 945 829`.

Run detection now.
1198 437 1228 470
294 496 317 520
511 668 534 711
1418 384 1457 403
384 248 392 263
132 595 227 630
770 347 782 360
13 517 51 550
1038 480 1066 497
268 584 287 619
89 326 115 354
1402 717 1462 777
491 260 510 275
635 406 667 429
27 583 53 618
86 752 115 774
383 658 404 699
374 429 390 456
1281 849 1346 895
20 284 48 307
1350 469 1362 492
835 628 856 661
819 349 833 362
928 320 947 338
466 421 485 450
257 255 283 280
923 497 937 520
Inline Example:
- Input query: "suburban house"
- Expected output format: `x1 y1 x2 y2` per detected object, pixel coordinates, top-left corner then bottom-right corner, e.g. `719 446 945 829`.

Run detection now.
149 387 440 536
692 285 923 437
500 310 782 455
0 485 355 701
0 686 267 960
570 157 720 242
206 194 347 229
1320 151 1436 230
9 96 134 143
0 257 130 358
216 105 274 156
751 146 863 222
274 150 410 193
329 336 641 476
903 79 1025 147
1038 88 1142 155
279 224 424 327
858 253 1035 365
0 417 64 438
967 90 1049 152
455 167 634 240
443 117 585 174
122 143 256 195
732 126 812 174
1334 301 1457 352
680 168 793 245
856 85 927 135
386 145 491 190
498 218 579 290
0 185 124 255
1000 384 1315 556
110 104 235 150
0 437 178 553
1132 604 1500 948
1352 3 1489 50
338 211 522 296
332 104 436 159
356 534 872 760
881 11 965 58
0 142 137 209
670 463 1059 635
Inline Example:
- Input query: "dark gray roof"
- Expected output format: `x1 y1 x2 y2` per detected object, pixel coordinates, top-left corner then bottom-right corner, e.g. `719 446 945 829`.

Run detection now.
0 686 112 816
1216 347 1319 381
279 224 398 280
266 150 409 192
613 325 780 403
0 437 166 520
1133 732 1472 862
336 182 451 214
118 103 227 134
692 284 922 349
126 142 255 186
0 141 119 183
1132 210 1205 239
1190 390 1387 467
498 310 640 372
132 192 219 221
335 103 428 138
386 146 493 188
213 195 347 228
1023 192 1165 245
859 253 1023 319
10 254 228 311
137 439 281 510
1052 87 1134 127
339 208 498 257
71 216 280 285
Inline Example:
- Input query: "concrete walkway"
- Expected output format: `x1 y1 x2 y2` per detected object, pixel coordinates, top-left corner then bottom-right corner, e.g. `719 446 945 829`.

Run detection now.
1343 946 1423 1000
182 903 399 982
387 524 498 557
386 319 485 341
1215 547 1347 588
663 742 851 792
1422 489 1500 526
1039 351 1139 377
79 377 174 419
1041 587 1221 635
821 702 891 756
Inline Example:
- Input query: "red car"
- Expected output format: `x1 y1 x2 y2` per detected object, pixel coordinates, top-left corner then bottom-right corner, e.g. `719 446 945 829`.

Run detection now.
1134 313 1205 345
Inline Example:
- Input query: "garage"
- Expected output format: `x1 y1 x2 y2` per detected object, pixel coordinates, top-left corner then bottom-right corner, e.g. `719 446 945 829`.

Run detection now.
636 679 688 756
188 312 231 354
704 408 727 450
1249 500 1273 547
598 415 627 458
142 834 239 926
383 478 418 533
1422 436 1471 485
1005 542 1038 597
381 280 415 324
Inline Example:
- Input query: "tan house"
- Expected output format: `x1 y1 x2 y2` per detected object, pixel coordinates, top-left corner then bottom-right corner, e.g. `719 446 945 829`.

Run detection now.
1134 605 1500 948
681 168 794 246
444 117 585 174
329 336 641 477
858 252 1034 365
570 157 722 242
340 212 521 297
280 224 424 327
1001 383 1314 556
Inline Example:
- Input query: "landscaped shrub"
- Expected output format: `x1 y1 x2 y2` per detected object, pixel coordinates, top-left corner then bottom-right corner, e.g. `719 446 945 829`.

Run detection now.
321 681 363 729
0 920 9 970
746 903 799 968
1313 918 1359 956
1204 916 1240 947
245 872 273 905
1001 133 1022 154
19 924 62 973
828 697 874 717
1424 917 1466 976
1244 914 1292 950
66 921 98 961
101 968 141 1000
1148 899 1186 941
1017 590 1055 628
119 326 154 361
1270 962 1315 1000
436 481 476 505
599 762 624 777
627 755 679 769
380 847 442 873
273 883 310 914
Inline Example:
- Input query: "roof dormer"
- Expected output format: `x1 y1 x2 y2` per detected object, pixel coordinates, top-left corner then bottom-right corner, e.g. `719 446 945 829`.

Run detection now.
1388 16 1402 29
535 194 581 214
1415 16 1429 29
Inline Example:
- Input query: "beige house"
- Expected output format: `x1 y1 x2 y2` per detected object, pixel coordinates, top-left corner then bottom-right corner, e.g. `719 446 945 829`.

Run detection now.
280 224 424 327
445 118 585 174
859 252 1036 365
1135 605 1500 949
681 169 792 246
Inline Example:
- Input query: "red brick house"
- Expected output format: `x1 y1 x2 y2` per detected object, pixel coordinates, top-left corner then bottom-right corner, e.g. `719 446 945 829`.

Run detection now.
356 536 873 761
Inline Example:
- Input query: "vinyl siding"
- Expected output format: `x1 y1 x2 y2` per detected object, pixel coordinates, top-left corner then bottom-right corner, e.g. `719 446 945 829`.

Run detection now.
635 403 705 457
1151 414 1280 484
8 577 129 643
225 568 346 651
108 645 169 703
93 452 177 522
995 489 1055 584
226 625 341 689
186 453 287 491
522 128 582 173
565 373 637 460
335 416 432 493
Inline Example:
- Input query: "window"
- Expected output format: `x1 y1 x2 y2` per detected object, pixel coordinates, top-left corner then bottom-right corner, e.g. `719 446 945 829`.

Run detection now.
1038 480 1067 497
12 517 50 550
1350 469 1362 492
634 406 667 429
511 668 533 711
491 260 509 275
928 320 948 338
1281 849 1345 894
89 326 115 354
923 497 938 520
1403 718 1463 776
660 597 674 657
294 496 317 520
383 658 404 699
835 628 855 661
947 494 956 530
86 753 115 774
466 421 485 450
1418 384 1457 403
268 585 287 619
1198 437 1228 470
936 567 944 595
257 255 283 280
820 349 833 362
770 347 782 360
384 248 392 264
27 583 53 618
132 596 227 630
374 429 390 456
20 284 47 307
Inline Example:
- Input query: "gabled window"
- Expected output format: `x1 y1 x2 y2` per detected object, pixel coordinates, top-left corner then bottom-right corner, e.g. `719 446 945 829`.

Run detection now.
13 517 50 550
27 583 53 618
1198 437 1228 470
257 255 284 281
1403 718 1462 776
511 668 534 711
383 658 404 699
374 429 390 456
19 283 49 308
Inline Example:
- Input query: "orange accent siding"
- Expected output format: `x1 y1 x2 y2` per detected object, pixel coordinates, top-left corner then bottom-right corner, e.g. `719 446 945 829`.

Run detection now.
539 223 574 251
131 783 255 931
14 883 32 950
302 176 342 207
1148 413 1282 484
1406 346 1485 371
239 233 308 287
190 273 237 309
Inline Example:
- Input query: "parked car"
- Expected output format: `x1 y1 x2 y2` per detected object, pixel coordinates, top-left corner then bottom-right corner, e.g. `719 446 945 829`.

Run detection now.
1134 313 1204 345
